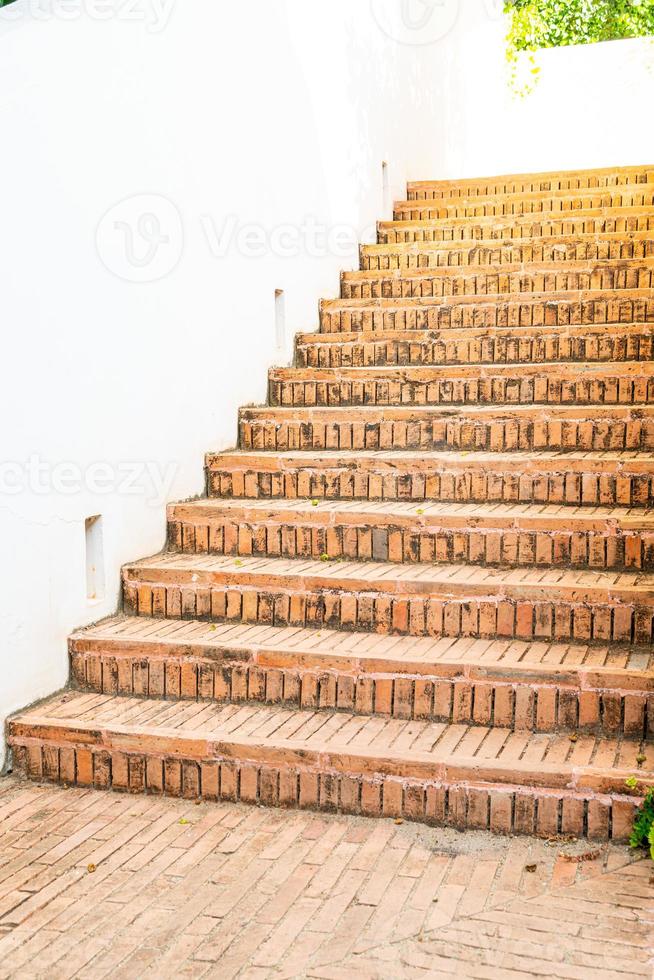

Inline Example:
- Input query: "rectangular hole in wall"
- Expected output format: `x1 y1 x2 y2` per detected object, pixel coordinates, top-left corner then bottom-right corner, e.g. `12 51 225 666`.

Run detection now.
85 515 105 601
382 160 390 216
275 289 286 349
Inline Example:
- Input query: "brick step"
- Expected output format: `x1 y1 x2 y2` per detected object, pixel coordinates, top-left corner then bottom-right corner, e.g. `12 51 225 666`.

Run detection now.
395 186 654 222
207 449 654 508
407 165 654 200
295 324 654 368
378 208 654 244
320 289 654 333
122 553 654 645
361 232 654 270
238 405 654 454
404 179 654 207
341 260 654 300
8 690 648 839
167 498 654 571
68 616 654 738
268 363 654 408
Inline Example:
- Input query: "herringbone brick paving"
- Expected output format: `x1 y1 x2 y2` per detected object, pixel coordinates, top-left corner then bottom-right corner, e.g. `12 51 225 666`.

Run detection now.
0 775 650 979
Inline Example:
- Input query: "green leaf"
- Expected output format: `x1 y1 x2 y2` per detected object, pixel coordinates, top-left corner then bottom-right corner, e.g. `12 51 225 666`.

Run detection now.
628 786 654 851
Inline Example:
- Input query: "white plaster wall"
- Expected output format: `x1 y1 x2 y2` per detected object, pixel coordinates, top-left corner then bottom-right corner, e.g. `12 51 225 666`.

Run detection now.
0 0 447 766
425 0 654 180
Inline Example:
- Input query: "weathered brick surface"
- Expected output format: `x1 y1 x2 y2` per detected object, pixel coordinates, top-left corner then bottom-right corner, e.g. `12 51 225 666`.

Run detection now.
319 290 654 333
167 500 654 571
238 405 654 453
296 325 654 368
395 185 654 220
361 232 654 270
9 165 654 844
0 775 649 979
7 691 648 839
120 553 654 645
407 164 654 198
379 209 654 243
208 450 654 507
268 363 654 407
341 260 654 300
69 635 654 739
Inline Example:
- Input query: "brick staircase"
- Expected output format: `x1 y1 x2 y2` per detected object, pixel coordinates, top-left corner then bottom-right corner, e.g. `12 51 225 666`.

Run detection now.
9 164 654 842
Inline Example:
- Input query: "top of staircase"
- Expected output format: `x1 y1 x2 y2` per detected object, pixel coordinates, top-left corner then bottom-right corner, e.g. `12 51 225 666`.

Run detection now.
408 164 654 196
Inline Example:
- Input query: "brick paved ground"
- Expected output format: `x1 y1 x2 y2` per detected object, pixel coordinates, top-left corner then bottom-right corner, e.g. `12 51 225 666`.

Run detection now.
0 774 651 979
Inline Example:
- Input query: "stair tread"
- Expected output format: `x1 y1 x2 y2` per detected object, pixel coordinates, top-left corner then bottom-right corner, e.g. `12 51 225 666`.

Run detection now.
408 164 654 191
297 324 654 345
363 231 654 252
241 403 652 418
344 259 654 279
395 184 654 209
210 448 654 463
323 287 654 308
126 552 654 596
11 691 653 791
271 361 652 377
379 205 654 228
171 496 654 527
71 615 654 683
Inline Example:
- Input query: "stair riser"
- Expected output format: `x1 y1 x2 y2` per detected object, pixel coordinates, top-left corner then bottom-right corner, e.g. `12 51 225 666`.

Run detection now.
320 294 654 332
297 333 654 368
342 267 654 300
361 237 654 270
8 738 638 841
208 464 654 509
379 216 654 244
69 650 654 740
394 190 654 221
407 170 654 200
168 518 654 572
268 375 654 408
123 579 654 646
238 416 654 454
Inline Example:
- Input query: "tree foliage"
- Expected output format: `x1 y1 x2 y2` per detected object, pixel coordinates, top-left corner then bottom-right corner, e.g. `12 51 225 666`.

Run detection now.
505 0 654 53
629 785 654 859
504 0 654 93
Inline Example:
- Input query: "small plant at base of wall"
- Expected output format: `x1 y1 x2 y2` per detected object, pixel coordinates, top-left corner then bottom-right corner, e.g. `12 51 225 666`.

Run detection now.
504 0 654 95
626 778 654 859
